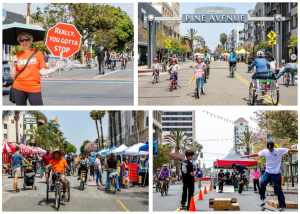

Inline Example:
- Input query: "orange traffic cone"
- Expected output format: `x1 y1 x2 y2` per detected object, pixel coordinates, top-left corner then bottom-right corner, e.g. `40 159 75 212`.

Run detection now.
197 190 203 200
209 184 212 191
203 186 208 194
189 197 196 211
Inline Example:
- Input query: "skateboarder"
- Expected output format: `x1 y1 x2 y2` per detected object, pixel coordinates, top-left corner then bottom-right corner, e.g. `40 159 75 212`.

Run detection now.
180 149 195 210
242 141 298 212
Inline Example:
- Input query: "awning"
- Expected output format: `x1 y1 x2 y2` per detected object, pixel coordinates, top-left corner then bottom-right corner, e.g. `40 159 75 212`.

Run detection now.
213 150 258 168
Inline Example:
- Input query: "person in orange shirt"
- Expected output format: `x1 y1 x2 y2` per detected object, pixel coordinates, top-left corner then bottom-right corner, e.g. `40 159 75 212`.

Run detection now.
47 149 69 202
11 32 63 106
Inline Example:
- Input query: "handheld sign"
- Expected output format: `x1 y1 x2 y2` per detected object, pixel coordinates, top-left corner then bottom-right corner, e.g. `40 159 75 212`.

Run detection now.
45 23 81 59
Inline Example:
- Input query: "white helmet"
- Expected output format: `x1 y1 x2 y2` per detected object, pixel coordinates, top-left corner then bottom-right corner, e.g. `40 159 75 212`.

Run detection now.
257 50 264 57
230 52 233 55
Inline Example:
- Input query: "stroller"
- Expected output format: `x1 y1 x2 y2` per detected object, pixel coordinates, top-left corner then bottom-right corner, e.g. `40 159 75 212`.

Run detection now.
23 167 37 190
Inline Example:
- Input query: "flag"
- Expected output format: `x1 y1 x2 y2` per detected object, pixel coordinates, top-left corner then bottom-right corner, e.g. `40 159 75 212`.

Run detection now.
55 117 58 122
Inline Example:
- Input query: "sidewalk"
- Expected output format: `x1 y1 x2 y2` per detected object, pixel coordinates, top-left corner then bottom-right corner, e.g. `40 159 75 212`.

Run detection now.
248 182 298 194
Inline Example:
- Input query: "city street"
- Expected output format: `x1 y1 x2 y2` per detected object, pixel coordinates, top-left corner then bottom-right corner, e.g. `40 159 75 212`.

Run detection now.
153 181 298 212
138 60 297 106
3 61 134 106
2 169 148 212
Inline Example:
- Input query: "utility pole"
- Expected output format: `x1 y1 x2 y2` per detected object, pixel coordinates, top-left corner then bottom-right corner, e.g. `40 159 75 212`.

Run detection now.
26 3 31 24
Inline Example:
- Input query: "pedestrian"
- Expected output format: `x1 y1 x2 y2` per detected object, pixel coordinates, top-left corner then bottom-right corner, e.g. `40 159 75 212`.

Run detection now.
95 154 103 187
180 149 195 210
11 146 31 193
105 153 121 191
110 50 117 70
105 51 107 67
107 49 111 69
225 170 230 185
251 166 261 193
242 141 298 212
73 154 79 173
218 169 225 193
131 157 136 163
10 32 63 105
125 166 130 189
95 45 106 75
89 161 95 181
195 168 203 188
276 63 298 86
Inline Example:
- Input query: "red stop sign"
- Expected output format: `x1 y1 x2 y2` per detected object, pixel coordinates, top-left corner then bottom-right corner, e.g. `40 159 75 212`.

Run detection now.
45 23 81 58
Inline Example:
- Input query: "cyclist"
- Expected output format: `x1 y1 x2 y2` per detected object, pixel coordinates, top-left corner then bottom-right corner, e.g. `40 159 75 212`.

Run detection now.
229 51 237 74
153 168 160 185
192 56 206 91
86 51 92 68
76 155 89 184
105 153 121 192
151 58 160 81
107 49 111 69
248 51 271 84
247 53 254 66
276 63 298 86
231 163 249 184
72 154 79 173
158 164 170 191
121 51 127 68
203 50 211 71
167 58 179 82
65 153 72 176
42 149 52 182
47 149 69 202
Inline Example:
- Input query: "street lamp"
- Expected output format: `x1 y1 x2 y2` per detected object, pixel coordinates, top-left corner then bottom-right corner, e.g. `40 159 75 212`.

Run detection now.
148 14 155 22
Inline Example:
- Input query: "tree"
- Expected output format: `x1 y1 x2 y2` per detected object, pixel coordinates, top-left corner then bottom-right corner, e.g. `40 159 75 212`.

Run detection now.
134 111 140 146
138 20 148 40
156 31 167 62
2 111 47 144
288 35 298 48
80 140 89 155
91 29 118 51
186 28 198 54
254 39 272 53
236 131 259 155
220 33 227 47
153 143 171 170
26 125 52 148
84 141 98 153
190 141 203 155
68 144 77 154
90 110 101 150
30 7 45 23
118 111 122 145
107 111 117 147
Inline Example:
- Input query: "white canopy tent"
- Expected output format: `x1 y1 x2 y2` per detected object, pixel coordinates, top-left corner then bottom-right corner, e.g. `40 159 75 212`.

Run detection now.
107 144 128 155
117 143 149 156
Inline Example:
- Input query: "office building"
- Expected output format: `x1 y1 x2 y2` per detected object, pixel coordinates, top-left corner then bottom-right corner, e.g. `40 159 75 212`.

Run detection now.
234 118 249 155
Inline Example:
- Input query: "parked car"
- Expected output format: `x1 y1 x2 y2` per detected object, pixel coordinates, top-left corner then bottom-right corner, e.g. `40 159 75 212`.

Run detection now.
2 60 13 87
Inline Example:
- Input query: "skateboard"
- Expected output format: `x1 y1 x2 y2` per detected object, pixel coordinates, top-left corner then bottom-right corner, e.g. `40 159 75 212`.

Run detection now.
180 205 187 211
257 204 275 212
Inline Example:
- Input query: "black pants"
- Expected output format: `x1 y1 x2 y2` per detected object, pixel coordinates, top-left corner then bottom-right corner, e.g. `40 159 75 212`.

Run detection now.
12 87 43 106
218 180 224 191
78 166 88 182
226 178 230 185
253 179 260 191
181 181 194 209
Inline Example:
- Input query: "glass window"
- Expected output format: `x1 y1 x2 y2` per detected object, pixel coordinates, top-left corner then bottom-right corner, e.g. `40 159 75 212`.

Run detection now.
4 124 7 129
30 124 33 129
162 128 193 131
162 117 192 121
146 117 149 127
287 21 290 32
30 134 33 139
24 124 26 130
11 120 14 123
162 123 193 126
164 112 192 115
288 3 291 13
4 134 7 139
132 125 134 134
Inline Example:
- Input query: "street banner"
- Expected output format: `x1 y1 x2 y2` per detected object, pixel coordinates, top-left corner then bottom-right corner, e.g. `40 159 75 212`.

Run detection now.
45 23 81 59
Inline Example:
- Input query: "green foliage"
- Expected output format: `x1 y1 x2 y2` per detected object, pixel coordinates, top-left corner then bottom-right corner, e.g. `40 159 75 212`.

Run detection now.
67 144 77 154
220 33 227 46
288 35 298 48
32 41 50 54
188 57 193 60
30 7 45 24
254 39 272 53
236 131 259 155
153 143 171 169
80 140 90 155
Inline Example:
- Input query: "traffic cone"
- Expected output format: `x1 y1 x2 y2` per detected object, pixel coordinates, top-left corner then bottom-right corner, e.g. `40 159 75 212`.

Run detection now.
209 184 212 191
189 197 196 212
197 190 203 200
203 186 208 194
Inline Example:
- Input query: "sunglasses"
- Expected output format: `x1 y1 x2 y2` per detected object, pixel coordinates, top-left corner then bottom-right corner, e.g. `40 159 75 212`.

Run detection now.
19 38 30 43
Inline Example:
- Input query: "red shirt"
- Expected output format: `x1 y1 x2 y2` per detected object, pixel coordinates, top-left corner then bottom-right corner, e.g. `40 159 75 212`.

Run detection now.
87 52 92 58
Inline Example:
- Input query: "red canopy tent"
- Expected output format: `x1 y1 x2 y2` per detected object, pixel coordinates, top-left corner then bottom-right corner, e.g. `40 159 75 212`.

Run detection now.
214 150 258 168
2 140 16 154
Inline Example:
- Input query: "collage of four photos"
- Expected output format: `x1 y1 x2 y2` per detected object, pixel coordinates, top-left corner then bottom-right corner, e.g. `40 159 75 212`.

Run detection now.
1 1 299 213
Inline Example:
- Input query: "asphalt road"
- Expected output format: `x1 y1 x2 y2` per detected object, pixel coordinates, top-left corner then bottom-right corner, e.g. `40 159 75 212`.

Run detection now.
3 61 134 106
153 181 298 212
2 170 148 212
138 60 297 106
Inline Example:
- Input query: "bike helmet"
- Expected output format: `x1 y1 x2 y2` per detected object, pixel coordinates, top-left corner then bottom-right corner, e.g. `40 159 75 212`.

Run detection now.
257 50 264 57
154 58 158 61
171 58 177 62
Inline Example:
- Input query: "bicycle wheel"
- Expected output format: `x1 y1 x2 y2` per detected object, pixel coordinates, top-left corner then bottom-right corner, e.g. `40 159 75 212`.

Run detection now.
239 183 243 194
204 68 207 83
206 67 209 79
156 184 159 192
113 177 116 194
165 184 168 196
170 80 173 92
201 84 204 94
249 82 255 105
286 74 290 87
152 75 155 84
46 181 49 201
161 186 164 196
196 78 200 99
271 89 279 106
81 181 84 191
55 187 61 211
66 181 70 202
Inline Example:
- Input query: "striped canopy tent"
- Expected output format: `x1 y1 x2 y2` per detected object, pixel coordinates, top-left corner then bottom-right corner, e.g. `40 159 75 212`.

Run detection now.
2 140 16 154
11 143 33 154
31 146 41 154
37 147 46 153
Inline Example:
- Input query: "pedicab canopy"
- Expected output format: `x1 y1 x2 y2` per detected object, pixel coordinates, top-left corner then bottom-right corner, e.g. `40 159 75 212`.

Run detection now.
213 150 258 168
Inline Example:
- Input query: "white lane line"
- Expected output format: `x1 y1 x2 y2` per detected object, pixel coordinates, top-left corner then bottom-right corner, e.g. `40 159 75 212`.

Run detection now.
93 69 133 78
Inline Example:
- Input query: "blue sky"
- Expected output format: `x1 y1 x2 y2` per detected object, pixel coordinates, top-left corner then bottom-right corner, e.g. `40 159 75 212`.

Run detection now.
40 111 108 153
3 3 134 21
180 3 256 51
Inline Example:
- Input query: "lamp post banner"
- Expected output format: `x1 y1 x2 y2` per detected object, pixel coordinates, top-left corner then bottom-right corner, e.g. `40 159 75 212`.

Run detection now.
182 14 248 23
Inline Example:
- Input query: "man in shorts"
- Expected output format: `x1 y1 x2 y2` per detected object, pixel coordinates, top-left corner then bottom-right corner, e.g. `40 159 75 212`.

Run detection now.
42 149 52 182
11 146 31 193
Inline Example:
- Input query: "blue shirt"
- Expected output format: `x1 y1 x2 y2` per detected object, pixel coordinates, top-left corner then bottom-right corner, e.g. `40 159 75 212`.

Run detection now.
230 54 237 62
89 157 96 165
131 160 136 163
249 58 270 73
235 164 248 173
11 153 24 169
195 170 203 178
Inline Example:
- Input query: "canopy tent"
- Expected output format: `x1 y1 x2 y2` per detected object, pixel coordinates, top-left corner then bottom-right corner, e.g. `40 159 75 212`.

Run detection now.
101 146 116 155
109 144 128 154
213 150 258 169
235 49 250 54
117 143 148 156
30 146 41 154
2 141 16 154
11 143 33 154
139 144 149 152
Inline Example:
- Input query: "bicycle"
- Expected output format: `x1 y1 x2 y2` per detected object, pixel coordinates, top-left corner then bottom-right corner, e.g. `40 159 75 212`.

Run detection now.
231 64 236 78
70 163 76 176
283 69 291 87
86 58 92 69
121 58 126 69
169 71 179 92
111 59 116 71
160 179 168 196
62 59 74 72
46 167 70 211
204 60 210 80
152 69 160 84
79 168 87 191
105 168 117 194
155 179 161 192
196 77 204 99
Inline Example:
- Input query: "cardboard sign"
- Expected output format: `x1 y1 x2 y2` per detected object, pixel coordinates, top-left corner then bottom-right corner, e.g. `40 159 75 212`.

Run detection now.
45 23 81 58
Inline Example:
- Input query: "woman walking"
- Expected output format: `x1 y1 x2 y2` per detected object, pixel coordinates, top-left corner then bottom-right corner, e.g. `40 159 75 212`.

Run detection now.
11 32 62 105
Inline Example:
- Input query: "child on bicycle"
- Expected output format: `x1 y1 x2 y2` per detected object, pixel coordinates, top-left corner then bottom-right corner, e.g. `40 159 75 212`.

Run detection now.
151 58 160 80
192 56 206 91
167 58 179 81
125 166 130 189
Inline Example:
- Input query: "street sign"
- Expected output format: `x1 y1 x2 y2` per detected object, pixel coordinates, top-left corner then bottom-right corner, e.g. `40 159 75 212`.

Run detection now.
25 117 37 124
267 30 277 40
165 37 171 44
269 40 276 45
165 44 171 49
45 23 81 58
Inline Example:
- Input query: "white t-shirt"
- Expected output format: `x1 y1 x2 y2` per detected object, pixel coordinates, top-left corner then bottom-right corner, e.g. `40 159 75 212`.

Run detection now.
152 63 159 71
169 64 179 74
258 148 288 174
269 60 276 72
95 158 101 171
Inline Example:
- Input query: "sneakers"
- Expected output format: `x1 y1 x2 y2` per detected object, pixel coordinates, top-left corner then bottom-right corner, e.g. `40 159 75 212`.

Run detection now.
260 199 265 206
62 194 67 202
50 185 55 192
126 187 129 189
117 189 121 192
279 208 284 212
254 191 257 193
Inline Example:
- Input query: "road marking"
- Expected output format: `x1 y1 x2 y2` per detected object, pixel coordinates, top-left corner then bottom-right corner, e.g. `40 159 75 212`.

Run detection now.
188 77 194 84
117 200 130 212
175 194 199 212
93 69 131 78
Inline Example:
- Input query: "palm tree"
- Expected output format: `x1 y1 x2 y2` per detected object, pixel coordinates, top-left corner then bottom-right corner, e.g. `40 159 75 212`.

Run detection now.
186 28 198 55
134 111 139 146
90 111 101 150
2 111 47 144
26 125 50 147
96 111 106 150
236 131 259 155
220 33 227 47
190 141 203 155
118 111 123 145
107 111 115 147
